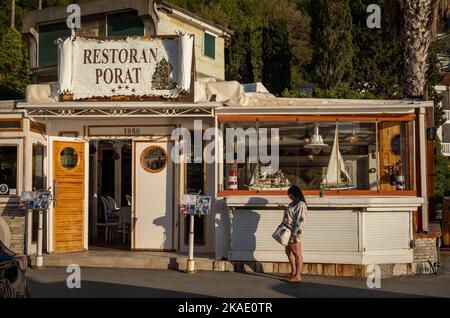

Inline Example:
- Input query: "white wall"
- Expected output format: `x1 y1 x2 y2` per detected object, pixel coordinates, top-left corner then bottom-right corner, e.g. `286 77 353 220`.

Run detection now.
157 11 226 80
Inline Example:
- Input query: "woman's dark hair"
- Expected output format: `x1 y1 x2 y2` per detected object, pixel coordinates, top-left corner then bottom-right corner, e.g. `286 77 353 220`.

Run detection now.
288 185 307 205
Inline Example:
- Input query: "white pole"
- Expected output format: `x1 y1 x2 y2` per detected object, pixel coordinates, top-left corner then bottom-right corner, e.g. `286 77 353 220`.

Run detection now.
36 209 44 268
187 214 195 273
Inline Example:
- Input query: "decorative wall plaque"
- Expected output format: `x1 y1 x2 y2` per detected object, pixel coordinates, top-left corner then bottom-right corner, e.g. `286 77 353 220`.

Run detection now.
140 146 168 173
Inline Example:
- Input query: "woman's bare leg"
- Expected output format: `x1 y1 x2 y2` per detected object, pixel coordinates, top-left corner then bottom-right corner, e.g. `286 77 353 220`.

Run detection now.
285 245 296 277
291 240 303 280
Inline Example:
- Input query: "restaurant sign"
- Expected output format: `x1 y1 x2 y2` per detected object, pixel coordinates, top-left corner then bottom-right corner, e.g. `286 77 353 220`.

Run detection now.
58 35 194 100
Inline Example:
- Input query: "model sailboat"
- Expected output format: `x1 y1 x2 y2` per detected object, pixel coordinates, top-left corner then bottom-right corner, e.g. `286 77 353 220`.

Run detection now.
248 164 291 190
247 123 291 191
321 124 354 190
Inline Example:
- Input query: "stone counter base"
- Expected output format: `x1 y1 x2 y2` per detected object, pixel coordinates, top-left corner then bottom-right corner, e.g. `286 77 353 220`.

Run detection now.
0 211 26 254
212 261 436 278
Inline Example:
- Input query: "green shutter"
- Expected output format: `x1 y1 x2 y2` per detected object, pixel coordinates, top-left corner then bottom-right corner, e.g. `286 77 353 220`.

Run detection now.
107 11 144 36
38 23 71 67
204 33 215 59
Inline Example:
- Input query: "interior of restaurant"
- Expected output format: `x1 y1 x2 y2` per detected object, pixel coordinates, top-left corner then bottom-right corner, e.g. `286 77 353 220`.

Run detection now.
223 121 414 192
88 140 132 250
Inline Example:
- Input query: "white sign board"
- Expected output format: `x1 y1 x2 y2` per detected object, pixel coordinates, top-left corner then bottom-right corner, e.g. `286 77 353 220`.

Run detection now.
58 35 194 100
180 195 211 215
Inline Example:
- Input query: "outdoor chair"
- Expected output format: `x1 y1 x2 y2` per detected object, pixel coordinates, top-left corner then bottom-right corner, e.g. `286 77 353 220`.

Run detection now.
107 196 120 211
100 196 120 243
126 194 132 207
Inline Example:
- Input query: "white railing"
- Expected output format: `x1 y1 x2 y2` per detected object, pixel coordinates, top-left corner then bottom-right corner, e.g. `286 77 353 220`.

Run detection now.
442 143 450 156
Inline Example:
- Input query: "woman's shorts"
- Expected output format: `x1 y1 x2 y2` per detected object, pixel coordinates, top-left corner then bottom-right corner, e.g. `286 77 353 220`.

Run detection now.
289 235 301 244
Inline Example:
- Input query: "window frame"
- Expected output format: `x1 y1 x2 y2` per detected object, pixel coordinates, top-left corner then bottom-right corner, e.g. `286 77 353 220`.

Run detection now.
32 143 46 191
218 114 418 197
0 145 19 197
0 119 23 132
30 120 47 135
38 22 71 67
183 133 207 246
203 31 217 60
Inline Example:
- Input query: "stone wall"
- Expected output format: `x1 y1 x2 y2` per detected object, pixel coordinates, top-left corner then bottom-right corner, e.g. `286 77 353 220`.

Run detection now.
0 210 26 254
213 261 416 278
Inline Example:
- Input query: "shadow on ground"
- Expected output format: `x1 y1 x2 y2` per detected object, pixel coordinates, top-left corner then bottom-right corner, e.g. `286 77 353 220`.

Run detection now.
27 277 212 298
242 272 435 298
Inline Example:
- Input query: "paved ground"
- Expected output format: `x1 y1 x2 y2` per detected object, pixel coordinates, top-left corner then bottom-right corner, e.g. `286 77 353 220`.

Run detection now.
25 256 450 298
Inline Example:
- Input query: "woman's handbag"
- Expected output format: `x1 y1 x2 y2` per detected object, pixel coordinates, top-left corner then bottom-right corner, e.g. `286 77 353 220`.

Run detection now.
272 223 291 246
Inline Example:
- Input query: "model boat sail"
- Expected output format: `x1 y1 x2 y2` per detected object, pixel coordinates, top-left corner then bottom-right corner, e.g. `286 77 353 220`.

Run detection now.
321 125 354 190
248 165 291 190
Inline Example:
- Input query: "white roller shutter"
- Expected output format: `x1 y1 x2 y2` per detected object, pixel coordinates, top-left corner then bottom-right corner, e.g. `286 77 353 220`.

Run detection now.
363 212 410 251
230 209 359 260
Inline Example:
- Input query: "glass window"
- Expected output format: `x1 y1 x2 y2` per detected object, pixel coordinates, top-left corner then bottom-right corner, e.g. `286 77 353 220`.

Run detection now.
32 144 45 191
0 120 21 130
60 147 79 170
379 121 414 191
30 121 46 135
107 11 144 36
31 143 45 244
222 120 414 192
204 32 216 59
39 23 71 67
184 216 205 246
0 146 18 195
184 134 206 245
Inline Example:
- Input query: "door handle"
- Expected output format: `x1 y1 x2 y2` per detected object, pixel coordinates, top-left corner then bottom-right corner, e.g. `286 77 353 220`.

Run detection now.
53 179 58 208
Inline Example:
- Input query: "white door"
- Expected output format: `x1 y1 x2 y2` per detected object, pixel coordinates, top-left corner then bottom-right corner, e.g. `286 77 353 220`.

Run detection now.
133 141 174 250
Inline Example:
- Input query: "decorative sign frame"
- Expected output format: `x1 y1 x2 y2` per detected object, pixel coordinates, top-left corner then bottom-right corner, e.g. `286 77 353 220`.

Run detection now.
58 35 195 102
140 145 168 173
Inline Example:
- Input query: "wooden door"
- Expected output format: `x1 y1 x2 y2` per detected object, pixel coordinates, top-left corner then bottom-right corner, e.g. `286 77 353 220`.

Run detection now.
53 141 85 253
379 122 401 191
133 141 174 250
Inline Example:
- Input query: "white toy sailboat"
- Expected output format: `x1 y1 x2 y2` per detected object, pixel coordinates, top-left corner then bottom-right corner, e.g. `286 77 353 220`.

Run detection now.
321 124 355 190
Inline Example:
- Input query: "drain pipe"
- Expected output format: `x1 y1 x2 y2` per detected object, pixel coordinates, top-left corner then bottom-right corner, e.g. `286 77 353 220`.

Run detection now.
419 107 429 232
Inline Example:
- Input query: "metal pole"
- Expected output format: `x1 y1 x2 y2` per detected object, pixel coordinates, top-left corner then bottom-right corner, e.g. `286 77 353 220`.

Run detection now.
187 214 195 273
36 209 44 268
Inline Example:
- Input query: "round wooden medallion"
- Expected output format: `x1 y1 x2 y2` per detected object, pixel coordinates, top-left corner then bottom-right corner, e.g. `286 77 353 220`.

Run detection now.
390 134 401 156
140 145 168 173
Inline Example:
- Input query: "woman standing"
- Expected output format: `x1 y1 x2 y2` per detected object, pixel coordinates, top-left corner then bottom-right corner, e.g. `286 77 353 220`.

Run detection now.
282 185 307 283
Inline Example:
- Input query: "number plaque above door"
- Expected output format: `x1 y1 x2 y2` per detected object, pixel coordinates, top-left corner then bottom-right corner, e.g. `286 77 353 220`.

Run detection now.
87 125 175 137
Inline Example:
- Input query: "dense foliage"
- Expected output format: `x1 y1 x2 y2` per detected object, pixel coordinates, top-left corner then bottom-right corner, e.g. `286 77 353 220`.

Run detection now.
0 0 447 100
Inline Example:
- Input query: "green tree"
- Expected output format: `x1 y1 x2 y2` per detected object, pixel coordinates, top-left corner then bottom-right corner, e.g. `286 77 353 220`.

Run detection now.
427 43 445 129
310 0 354 90
261 18 292 95
225 27 254 83
350 0 405 98
0 28 29 99
435 140 450 203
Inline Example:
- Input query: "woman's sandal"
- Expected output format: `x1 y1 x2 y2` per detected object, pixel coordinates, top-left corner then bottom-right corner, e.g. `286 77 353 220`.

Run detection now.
286 277 302 283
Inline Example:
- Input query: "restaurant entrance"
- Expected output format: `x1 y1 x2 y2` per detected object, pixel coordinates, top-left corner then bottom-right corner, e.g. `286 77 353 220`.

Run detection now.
87 137 176 252
89 140 132 250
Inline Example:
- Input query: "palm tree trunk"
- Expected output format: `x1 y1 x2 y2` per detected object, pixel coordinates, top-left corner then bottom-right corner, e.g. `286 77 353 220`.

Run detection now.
403 0 438 98
11 0 15 28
